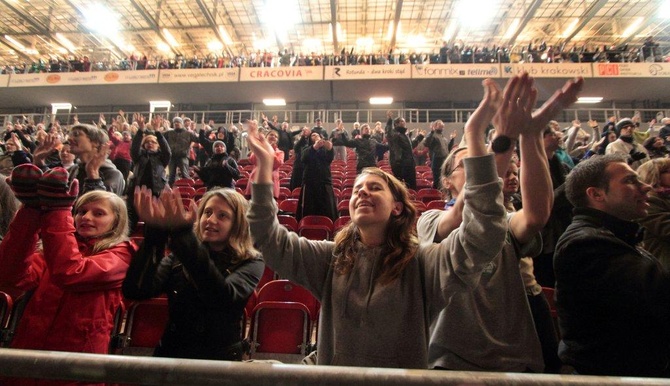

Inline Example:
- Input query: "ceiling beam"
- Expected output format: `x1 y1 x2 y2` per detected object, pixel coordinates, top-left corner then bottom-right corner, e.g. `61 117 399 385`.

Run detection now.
61 0 128 59
505 0 544 46
194 0 234 57
331 0 339 54
0 39 34 62
388 0 403 50
562 0 609 45
0 0 49 35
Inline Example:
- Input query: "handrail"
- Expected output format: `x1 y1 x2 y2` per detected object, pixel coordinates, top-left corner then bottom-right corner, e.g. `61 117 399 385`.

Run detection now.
0 348 667 385
2 108 668 129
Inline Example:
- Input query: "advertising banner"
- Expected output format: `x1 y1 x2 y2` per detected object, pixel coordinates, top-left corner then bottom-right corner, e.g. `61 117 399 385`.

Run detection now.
8 70 160 87
239 66 323 81
412 64 501 79
501 63 592 78
593 62 670 77
324 64 411 80
159 68 239 83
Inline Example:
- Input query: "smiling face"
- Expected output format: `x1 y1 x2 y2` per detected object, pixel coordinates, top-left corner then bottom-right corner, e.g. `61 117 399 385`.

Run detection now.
74 199 116 238
350 173 403 228
198 195 234 251
266 131 278 146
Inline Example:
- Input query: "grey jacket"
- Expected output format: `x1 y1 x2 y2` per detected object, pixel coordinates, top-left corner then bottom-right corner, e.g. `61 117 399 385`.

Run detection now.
248 154 506 368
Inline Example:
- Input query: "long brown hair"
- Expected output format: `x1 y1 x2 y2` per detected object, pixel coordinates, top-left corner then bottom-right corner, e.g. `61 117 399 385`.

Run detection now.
332 168 418 285
194 188 258 264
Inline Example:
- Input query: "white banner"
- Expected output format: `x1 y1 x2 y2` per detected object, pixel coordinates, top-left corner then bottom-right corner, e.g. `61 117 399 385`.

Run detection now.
239 67 323 81
501 63 592 78
0 74 9 87
159 68 239 83
592 62 670 77
324 64 411 80
412 64 501 79
8 70 159 87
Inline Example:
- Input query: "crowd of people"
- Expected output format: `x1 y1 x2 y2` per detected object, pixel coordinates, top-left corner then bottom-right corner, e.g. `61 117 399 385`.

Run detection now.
1 37 667 75
1 73 670 381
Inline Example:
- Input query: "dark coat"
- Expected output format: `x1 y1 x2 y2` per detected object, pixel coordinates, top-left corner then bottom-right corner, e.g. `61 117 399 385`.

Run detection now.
130 130 171 196
123 226 264 360
554 207 670 377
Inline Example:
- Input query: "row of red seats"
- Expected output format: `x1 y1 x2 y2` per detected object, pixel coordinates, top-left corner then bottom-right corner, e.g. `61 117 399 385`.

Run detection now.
109 276 320 359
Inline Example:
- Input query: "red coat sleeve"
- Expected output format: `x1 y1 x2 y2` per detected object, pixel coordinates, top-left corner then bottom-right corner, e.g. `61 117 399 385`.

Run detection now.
39 210 135 291
0 207 45 290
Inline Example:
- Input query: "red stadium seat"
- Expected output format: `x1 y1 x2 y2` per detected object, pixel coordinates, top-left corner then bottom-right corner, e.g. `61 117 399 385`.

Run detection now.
0 291 13 329
174 178 195 187
417 188 442 203
235 178 249 190
298 216 334 240
176 186 196 198
248 301 311 356
337 200 350 217
278 215 299 232
118 298 169 355
257 266 277 292
278 199 299 216
333 216 351 234
426 200 446 210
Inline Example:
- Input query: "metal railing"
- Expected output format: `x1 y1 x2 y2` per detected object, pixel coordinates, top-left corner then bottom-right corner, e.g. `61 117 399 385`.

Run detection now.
3 108 668 130
0 348 667 385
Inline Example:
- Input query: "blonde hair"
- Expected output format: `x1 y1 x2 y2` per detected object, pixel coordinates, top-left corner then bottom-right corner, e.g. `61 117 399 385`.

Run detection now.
638 158 670 190
333 168 418 285
74 191 129 253
194 188 259 264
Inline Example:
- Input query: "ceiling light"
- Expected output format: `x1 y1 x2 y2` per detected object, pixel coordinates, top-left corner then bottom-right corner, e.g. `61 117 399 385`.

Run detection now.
4 35 25 50
406 34 426 48
82 4 119 38
51 103 72 114
503 19 520 40
219 26 233 45
55 33 76 52
443 23 457 41
150 101 172 110
370 97 393 105
622 17 644 37
356 37 374 51
263 98 286 106
163 29 180 47
157 42 171 53
455 0 499 29
576 97 603 104
207 40 224 51
562 18 580 38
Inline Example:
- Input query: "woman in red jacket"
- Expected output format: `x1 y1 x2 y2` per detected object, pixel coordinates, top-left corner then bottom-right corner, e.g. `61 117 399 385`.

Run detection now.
0 164 134 358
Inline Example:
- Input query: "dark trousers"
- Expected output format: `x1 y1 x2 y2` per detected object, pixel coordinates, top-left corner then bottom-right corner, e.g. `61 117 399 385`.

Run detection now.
528 291 562 373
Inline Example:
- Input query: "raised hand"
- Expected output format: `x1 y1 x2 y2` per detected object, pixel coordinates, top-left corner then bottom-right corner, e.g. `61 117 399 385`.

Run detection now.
134 186 196 228
32 133 59 167
465 78 502 155
246 119 276 185
85 142 110 180
530 77 584 131
493 72 535 139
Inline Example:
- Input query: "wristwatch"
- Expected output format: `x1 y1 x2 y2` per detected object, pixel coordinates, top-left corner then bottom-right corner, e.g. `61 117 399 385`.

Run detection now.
491 135 517 153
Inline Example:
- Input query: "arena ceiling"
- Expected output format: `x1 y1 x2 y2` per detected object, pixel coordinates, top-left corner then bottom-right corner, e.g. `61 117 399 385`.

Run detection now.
0 0 667 66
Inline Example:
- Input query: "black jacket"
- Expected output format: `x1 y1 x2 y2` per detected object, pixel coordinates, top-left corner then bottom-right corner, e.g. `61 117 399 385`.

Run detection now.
123 226 264 360
385 117 423 167
130 130 171 196
554 207 670 377
196 153 240 190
